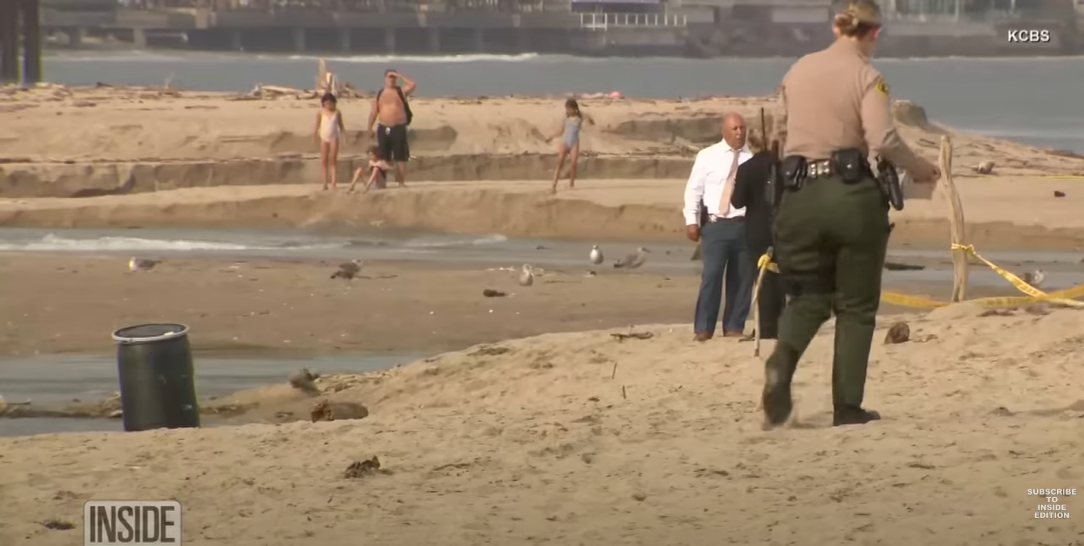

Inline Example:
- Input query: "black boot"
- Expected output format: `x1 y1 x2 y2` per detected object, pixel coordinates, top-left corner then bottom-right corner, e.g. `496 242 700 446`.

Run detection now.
832 406 881 427
762 344 799 428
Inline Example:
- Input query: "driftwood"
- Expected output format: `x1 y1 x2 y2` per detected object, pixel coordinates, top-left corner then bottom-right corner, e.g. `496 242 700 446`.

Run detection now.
243 81 366 101
314 59 366 98
610 332 653 342
938 136 969 302
316 58 336 96
259 84 314 97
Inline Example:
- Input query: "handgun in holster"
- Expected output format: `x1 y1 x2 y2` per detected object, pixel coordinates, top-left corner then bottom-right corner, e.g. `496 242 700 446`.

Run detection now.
780 155 807 192
875 156 905 211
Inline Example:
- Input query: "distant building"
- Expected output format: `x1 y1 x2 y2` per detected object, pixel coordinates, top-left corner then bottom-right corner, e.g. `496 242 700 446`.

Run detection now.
570 0 666 15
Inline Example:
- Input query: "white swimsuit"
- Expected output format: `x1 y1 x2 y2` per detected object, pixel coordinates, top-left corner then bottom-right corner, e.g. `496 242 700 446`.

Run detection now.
319 111 341 143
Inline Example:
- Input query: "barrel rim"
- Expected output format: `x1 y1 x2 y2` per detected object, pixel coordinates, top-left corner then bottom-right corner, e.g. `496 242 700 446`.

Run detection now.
112 323 190 345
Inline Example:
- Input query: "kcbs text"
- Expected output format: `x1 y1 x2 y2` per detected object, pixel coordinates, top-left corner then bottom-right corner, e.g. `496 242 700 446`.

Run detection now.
1007 29 1052 43
84 500 182 546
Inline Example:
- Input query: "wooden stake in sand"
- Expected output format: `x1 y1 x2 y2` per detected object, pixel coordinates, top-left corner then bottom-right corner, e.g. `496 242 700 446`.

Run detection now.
938 136 969 302
751 248 772 358
758 107 767 150
751 138 782 358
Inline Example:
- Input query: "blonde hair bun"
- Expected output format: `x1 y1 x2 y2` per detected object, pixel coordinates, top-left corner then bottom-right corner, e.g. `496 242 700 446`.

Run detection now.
833 0 882 34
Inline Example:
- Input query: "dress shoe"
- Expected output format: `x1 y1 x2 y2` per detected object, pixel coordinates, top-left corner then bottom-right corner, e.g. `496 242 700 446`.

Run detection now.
833 406 881 427
722 330 744 338
693 332 713 342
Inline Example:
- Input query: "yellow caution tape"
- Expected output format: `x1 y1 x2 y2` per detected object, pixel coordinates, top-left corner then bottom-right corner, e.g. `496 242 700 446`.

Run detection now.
882 243 1084 309
756 252 779 274
754 247 1084 310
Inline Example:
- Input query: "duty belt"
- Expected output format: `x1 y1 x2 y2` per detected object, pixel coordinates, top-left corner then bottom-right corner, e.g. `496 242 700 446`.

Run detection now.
807 159 834 179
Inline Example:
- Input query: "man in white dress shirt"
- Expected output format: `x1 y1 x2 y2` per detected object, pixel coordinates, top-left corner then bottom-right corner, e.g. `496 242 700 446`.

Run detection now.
683 112 754 341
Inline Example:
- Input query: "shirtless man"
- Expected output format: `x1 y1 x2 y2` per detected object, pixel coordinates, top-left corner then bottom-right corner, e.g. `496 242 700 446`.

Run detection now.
366 69 416 187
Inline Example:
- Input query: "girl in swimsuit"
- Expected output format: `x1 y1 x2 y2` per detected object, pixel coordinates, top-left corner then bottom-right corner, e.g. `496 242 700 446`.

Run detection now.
348 146 392 193
546 98 594 194
314 93 346 190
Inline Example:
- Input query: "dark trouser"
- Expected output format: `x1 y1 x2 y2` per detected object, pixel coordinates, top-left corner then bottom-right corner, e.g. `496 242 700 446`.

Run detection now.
694 219 753 334
768 174 889 408
755 266 786 340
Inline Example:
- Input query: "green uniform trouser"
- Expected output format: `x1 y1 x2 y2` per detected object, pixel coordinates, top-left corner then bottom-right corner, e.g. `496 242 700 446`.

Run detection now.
770 173 890 408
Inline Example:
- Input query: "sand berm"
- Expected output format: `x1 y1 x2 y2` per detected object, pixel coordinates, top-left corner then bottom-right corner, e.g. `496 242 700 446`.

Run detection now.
2 304 1084 544
2 86 1084 247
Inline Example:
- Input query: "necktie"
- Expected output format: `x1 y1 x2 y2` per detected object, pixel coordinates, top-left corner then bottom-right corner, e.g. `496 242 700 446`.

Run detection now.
718 149 741 215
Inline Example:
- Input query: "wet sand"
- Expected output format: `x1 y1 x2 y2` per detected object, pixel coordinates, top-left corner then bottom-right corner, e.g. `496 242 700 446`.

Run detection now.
0 353 423 437
0 253 1075 358
0 254 701 357
3 179 1084 250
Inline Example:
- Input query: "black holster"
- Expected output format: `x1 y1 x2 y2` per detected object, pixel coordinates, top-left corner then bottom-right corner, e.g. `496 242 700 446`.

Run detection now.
766 157 783 210
780 155 807 191
830 148 871 184
876 157 905 211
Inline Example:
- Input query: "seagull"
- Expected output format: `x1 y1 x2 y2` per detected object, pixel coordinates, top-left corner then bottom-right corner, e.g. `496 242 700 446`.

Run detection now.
518 264 534 287
1020 269 1045 288
128 257 159 272
613 247 649 269
589 245 604 265
330 259 363 280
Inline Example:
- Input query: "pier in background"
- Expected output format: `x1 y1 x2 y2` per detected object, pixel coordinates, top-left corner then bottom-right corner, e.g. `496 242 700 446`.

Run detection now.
0 0 43 84
28 0 1083 58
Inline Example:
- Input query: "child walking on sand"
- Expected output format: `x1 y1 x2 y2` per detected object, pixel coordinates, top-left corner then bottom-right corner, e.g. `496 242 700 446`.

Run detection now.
546 98 594 194
314 93 345 190
349 146 393 193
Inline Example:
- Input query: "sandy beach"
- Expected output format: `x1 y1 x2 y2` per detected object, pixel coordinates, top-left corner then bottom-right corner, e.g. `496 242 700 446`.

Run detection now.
3 305 1084 545
2 80 1084 545
2 84 1084 247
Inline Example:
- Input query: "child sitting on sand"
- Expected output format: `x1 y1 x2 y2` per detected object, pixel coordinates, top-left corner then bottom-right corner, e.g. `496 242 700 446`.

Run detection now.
314 93 345 190
348 146 392 193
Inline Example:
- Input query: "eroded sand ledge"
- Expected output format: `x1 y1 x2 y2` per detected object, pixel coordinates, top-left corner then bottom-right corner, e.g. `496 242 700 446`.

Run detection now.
0 155 695 198
1 305 1082 545
2 180 1084 250
2 86 1082 199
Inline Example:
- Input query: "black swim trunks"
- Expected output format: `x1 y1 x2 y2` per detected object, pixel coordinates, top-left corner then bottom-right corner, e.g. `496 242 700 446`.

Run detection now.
376 123 410 162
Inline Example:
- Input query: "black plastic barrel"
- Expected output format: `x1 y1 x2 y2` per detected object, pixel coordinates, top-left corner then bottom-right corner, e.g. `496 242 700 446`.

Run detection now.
111 323 200 432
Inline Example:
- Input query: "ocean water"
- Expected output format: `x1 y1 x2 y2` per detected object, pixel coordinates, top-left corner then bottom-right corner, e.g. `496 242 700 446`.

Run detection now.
1 227 1082 287
42 51 1084 153
0 226 703 271
0 352 423 436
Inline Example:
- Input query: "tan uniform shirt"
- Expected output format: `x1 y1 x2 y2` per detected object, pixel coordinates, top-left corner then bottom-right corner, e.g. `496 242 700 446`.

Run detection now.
781 39 925 175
